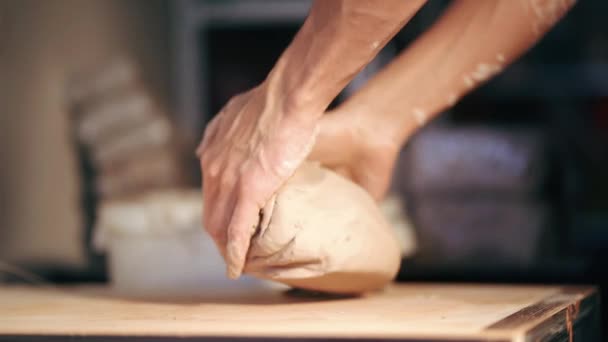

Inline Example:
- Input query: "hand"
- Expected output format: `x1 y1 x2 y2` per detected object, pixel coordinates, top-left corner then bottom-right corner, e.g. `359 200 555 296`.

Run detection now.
309 106 401 201
197 82 319 279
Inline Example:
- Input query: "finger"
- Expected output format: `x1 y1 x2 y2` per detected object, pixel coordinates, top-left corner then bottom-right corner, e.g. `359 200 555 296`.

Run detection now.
201 180 227 261
203 157 237 255
209 175 239 256
203 176 223 248
204 189 233 259
202 181 214 231
201 157 222 230
225 198 260 279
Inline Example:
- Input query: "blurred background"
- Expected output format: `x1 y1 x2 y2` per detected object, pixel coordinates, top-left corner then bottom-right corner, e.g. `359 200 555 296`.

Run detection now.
0 0 607 330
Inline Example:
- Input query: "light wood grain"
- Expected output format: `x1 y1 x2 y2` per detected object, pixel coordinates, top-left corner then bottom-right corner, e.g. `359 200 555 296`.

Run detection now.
0 283 597 341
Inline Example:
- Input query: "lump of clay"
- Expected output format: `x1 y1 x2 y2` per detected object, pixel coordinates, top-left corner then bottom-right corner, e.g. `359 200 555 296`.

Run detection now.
244 162 401 294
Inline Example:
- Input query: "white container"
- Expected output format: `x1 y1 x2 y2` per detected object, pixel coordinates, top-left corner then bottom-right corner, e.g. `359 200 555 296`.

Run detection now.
93 189 281 298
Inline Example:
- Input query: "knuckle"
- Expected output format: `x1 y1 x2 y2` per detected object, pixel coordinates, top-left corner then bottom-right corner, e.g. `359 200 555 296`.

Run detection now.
201 118 219 140
202 124 214 138
224 95 241 110
208 158 222 178
237 162 250 178
200 151 213 169
208 113 221 126
239 171 271 208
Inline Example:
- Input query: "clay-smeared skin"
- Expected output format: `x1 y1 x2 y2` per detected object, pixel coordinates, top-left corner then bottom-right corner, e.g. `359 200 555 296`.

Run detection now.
244 163 401 295
308 110 401 202
525 0 576 36
198 85 319 268
197 0 426 279
310 0 575 201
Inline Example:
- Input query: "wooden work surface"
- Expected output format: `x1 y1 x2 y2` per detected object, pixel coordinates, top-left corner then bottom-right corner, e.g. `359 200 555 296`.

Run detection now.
0 283 599 341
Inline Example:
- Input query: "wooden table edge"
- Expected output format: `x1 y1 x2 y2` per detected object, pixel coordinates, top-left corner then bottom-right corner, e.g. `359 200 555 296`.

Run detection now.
484 286 600 341
0 285 600 342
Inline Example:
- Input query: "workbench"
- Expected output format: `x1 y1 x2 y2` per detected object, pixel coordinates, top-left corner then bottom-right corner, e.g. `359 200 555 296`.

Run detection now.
0 283 600 341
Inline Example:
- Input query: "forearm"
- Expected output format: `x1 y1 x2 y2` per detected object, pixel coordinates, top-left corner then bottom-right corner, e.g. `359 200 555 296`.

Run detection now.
265 0 426 120
340 0 575 145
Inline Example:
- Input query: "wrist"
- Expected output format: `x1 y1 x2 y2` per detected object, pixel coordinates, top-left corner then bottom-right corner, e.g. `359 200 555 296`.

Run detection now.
341 75 455 148
337 96 405 149
262 59 326 125
332 101 401 154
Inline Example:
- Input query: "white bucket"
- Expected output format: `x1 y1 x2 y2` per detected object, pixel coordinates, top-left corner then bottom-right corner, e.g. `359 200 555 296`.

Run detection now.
93 189 281 298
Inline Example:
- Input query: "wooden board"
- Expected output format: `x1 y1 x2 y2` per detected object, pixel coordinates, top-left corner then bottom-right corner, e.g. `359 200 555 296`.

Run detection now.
0 283 599 341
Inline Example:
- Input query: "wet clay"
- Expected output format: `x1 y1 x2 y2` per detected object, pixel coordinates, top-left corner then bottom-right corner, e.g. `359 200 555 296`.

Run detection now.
244 162 401 294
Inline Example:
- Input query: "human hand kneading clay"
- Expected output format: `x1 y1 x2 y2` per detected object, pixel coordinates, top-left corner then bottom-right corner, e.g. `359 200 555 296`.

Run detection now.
198 0 427 279
244 162 402 294
197 0 575 290
197 84 319 279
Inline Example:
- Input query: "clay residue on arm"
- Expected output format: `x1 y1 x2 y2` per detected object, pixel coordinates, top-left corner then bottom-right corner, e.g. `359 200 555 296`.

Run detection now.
267 0 427 119
332 0 576 147
525 0 576 36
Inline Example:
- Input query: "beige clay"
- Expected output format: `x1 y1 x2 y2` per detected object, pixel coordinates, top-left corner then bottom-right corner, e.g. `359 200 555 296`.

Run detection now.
244 162 401 294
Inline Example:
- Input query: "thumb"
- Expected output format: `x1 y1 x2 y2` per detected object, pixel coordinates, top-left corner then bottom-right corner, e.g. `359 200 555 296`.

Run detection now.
225 198 259 279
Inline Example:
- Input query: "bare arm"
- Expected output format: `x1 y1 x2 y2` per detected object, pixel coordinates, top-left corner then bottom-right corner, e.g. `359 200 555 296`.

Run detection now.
311 0 575 199
198 0 427 278
268 0 427 117
338 0 576 144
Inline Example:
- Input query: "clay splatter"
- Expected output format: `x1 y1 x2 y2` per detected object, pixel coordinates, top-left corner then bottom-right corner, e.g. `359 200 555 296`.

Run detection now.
447 93 458 106
463 62 503 89
471 63 502 82
412 108 427 125
526 0 575 35
463 75 474 88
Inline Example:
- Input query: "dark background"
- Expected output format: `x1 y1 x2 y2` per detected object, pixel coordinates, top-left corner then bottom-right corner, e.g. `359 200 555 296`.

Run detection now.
0 0 606 337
